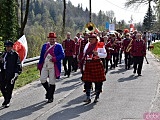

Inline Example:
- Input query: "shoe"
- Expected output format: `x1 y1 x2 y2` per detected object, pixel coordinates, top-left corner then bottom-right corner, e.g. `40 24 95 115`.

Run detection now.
64 72 67 76
4 103 10 108
83 99 91 103
133 70 136 74
138 74 142 76
93 98 98 103
47 98 53 103
67 73 70 78
2 100 6 106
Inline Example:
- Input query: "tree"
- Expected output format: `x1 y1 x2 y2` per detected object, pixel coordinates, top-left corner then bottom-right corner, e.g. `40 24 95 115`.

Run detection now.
143 6 156 30
1 0 18 41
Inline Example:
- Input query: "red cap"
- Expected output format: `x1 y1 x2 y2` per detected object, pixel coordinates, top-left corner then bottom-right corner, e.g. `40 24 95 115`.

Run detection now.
88 33 97 38
47 32 57 38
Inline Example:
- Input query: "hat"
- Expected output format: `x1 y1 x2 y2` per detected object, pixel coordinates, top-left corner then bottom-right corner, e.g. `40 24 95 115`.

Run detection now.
88 33 97 38
125 33 130 36
4 40 14 47
47 32 57 38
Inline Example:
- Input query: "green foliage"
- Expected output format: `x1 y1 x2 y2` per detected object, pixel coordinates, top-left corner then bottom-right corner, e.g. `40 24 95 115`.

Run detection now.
151 42 160 58
0 0 19 42
143 5 156 31
24 0 119 57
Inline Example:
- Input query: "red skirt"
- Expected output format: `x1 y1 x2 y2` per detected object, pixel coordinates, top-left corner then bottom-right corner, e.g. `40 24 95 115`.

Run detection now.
82 59 106 82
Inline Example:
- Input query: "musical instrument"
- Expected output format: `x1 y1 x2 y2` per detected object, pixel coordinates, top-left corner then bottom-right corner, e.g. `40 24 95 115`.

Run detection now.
126 38 133 52
84 22 96 33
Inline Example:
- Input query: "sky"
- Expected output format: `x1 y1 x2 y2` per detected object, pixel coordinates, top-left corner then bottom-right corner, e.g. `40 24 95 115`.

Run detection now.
67 0 149 24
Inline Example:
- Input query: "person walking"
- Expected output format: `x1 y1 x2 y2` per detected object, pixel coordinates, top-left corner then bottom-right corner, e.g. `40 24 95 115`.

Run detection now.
62 32 75 77
0 41 22 107
81 33 107 103
38 32 64 103
130 33 146 76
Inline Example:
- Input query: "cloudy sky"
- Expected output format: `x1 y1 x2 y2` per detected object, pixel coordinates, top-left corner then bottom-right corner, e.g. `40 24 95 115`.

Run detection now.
67 0 150 23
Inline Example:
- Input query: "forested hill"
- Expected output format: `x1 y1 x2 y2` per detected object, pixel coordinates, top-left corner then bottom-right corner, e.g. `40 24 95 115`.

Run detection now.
25 0 116 57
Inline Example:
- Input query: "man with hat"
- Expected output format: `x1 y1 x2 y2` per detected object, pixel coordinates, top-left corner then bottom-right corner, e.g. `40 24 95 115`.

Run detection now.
81 33 107 103
0 40 22 107
38 32 64 103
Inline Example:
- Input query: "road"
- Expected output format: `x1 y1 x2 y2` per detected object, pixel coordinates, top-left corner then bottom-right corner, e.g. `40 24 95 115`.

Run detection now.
0 50 160 120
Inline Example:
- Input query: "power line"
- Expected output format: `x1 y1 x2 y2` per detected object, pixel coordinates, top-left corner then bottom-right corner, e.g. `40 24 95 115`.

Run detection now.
104 0 146 14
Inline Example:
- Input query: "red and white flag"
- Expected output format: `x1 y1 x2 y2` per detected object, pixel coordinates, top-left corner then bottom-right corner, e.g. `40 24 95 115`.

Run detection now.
13 35 28 65
130 23 135 32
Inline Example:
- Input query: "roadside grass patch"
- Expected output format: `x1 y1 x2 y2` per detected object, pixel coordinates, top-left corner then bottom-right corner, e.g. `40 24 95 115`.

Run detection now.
151 42 160 59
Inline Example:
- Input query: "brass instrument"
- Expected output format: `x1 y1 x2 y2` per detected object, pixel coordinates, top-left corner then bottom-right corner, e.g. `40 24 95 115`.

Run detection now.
126 38 133 52
85 22 96 33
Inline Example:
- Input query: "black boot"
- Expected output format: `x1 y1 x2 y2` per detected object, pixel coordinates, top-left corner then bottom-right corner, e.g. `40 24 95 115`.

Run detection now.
41 82 49 99
47 84 55 103
83 89 91 103
94 91 100 103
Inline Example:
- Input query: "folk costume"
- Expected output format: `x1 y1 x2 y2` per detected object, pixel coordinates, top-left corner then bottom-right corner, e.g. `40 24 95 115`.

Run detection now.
38 32 64 103
81 33 107 103
0 41 22 107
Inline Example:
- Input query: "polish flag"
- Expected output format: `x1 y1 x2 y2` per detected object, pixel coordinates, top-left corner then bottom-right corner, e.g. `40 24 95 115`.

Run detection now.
130 24 134 32
13 35 28 65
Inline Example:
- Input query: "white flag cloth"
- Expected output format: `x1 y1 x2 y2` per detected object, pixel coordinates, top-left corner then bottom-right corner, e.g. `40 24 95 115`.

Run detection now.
13 35 28 65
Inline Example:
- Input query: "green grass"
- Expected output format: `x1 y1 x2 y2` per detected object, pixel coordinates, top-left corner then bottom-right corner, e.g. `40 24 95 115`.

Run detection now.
0 64 40 97
151 42 160 58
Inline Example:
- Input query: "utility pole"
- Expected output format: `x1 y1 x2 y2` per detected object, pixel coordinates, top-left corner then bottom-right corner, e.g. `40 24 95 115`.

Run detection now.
148 0 151 30
89 0 91 22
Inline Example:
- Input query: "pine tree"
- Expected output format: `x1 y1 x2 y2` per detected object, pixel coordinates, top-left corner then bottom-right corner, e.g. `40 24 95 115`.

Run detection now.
143 3 156 30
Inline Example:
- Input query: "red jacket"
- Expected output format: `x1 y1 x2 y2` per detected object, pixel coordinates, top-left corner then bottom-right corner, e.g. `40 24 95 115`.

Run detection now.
131 39 146 56
122 38 131 53
62 39 75 56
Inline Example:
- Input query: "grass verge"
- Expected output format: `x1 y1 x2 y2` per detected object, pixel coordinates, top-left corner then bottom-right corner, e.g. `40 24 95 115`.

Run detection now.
151 42 160 59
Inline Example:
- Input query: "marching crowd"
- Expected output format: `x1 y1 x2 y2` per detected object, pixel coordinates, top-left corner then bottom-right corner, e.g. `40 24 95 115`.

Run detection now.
0 27 156 107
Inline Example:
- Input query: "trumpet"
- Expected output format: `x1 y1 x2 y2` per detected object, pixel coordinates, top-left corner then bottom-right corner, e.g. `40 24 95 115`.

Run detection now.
85 22 96 33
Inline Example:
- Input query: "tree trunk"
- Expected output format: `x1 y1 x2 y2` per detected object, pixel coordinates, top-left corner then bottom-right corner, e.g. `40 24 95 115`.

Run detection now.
20 0 30 37
62 0 66 37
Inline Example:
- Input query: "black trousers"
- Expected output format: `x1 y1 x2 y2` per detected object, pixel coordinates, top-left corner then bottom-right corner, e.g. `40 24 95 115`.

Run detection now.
133 56 144 75
105 59 111 73
72 56 78 71
63 56 73 75
0 71 15 103
111 53 119 68
124 53 131 69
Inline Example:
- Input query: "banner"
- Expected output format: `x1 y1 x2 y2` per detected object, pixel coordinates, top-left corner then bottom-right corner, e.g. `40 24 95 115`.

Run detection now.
105 22 109 29
109 24 115 31
13 35 28 65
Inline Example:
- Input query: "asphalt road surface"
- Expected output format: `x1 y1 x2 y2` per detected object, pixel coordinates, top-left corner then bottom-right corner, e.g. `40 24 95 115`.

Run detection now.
0 51 160 120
